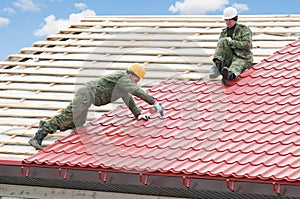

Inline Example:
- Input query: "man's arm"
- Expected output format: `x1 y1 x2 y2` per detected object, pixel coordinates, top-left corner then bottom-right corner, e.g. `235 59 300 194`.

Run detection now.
229 25 252 50
121 94 141 118
118 75 155 105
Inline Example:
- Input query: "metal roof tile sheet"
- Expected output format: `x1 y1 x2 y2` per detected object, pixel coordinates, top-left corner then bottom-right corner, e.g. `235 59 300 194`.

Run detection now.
23 37 300 184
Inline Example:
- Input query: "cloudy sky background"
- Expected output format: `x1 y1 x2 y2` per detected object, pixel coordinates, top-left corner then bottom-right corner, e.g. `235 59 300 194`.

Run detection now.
0 0 299 60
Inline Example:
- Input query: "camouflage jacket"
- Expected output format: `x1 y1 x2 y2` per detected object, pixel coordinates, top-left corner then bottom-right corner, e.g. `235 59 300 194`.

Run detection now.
85 71 155 117
220 23 253 60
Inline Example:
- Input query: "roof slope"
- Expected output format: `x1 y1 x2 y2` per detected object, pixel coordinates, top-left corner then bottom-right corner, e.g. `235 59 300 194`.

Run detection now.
24 37 300 184
1 15 300 159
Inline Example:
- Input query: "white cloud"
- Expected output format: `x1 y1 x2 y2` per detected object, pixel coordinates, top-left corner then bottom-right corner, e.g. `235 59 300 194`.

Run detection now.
75 3 88 10
169 0 229 14
232 3 249 13
69 9 96 22
0 17 10 27
13 0 40 12
34 15 69 36
3 7 16 14
34 9 96 37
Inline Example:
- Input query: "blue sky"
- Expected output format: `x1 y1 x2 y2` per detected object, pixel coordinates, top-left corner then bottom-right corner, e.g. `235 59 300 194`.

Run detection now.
0 0 299 61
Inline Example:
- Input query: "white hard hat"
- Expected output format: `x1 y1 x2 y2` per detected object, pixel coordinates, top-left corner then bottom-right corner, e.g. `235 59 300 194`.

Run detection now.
223 7 238 20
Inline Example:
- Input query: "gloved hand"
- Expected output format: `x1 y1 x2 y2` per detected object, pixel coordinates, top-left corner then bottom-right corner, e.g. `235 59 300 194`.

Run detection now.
226 37 232 42
149 102 164 117
137 114 149 121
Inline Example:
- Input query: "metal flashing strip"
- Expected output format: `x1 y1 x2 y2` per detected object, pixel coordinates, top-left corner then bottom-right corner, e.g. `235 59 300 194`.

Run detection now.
0 158 23 166
98 171 108 182
140 173 149 185
21 166 30 177
226 179 235 192
273 182 281 195
1 164 299 198
182 176 191 188
58 168 69 179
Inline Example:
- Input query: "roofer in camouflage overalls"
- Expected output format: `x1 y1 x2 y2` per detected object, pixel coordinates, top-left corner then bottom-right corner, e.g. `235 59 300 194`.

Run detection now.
209 7 253 85
29 63 164 150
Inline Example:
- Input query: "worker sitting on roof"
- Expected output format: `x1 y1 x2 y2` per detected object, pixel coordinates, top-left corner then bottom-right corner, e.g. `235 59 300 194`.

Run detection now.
209 7 253 85
28 63 164 150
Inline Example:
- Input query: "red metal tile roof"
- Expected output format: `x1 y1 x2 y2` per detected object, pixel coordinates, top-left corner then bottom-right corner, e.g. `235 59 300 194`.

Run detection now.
23 38 300 184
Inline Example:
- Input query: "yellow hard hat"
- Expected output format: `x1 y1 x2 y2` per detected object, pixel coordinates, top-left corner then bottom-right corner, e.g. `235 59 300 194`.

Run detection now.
128 63 146 79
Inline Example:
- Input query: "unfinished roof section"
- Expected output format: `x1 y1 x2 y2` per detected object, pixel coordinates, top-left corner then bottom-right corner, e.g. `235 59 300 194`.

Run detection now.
23 36 300 198
0 15 300 159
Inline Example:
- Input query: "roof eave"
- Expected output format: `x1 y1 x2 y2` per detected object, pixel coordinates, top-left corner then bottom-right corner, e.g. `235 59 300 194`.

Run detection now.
1 163 300 198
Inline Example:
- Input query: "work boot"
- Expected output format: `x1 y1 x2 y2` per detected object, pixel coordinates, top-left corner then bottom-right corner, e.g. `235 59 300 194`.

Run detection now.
221 67 236 85
209 59 222 78
28 129 48 150
38 120 47 146
29 119 51 150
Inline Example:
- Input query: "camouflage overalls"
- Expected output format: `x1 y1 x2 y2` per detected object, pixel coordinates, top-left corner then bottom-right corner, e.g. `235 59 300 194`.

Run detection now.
213 23 253 77
42 71 155 134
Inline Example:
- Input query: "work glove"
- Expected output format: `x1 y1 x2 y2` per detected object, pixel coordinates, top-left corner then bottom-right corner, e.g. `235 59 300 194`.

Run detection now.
226 37 232 42
137 114 149 121
149 102 164 117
